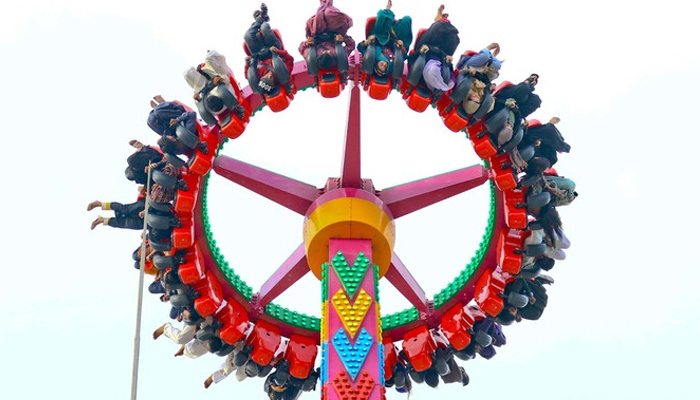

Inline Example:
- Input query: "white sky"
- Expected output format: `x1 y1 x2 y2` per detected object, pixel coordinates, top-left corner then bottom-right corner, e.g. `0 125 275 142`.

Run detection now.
1 1 698 399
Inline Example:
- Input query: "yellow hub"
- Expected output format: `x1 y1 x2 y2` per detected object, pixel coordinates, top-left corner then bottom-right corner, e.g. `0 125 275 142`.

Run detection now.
304 190 395 279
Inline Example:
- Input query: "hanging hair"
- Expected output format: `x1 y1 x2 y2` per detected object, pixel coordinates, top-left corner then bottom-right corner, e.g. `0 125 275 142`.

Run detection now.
536 203 563 246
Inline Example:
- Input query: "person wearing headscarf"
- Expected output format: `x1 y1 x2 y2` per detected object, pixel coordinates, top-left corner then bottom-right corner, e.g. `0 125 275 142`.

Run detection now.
356 0 413 77
299 0 355 56
408 4 459 92
409 4 460 64
494 73 542 118
369 0 412 49
456 43 503 84
521 117 571 166
298 0 355 72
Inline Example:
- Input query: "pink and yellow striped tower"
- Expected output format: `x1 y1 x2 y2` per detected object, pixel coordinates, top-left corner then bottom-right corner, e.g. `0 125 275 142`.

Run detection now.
304 189 395 400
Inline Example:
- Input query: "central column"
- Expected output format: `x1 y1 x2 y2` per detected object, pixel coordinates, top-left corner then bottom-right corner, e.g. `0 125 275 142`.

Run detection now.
321 239 383 400
303 189 395 400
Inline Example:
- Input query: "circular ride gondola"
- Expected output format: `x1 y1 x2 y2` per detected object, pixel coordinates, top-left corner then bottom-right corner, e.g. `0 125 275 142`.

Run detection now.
119 11 575 400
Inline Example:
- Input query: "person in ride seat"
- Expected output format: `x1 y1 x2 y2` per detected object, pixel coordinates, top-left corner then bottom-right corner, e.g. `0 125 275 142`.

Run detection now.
357 0 412 79
124 139 164 185
263 373 302 400
184 50 246 120
494 73 542 118
298 0 355 71
408 4 460 93
456 43 503 85
147 95 208 154
87 185 146 230
245 45 294 95
244 3 283 56
520 117 571 168
453 43 502 114
244 3 295 95
463 318 506 360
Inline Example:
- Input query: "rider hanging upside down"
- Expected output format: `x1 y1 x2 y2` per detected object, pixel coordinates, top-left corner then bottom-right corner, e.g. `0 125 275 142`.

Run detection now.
184 50 246 124
357 0 413 81
299 0 355 77
408 4 460 94
244 3 295 97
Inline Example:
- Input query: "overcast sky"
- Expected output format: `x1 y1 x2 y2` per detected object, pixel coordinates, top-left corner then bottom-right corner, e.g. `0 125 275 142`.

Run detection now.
1 1 698 399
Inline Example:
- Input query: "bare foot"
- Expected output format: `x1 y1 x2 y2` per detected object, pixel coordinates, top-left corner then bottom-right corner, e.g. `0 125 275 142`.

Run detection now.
153 94 166 103
549 116 561 124
174 345 185 357
87 200 102 211
91 216 104 230
153 324 166 340
204 376 213 389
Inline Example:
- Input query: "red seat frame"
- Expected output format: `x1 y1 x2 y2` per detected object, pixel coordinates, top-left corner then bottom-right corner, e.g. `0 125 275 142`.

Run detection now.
402 325 437 372
497 229 529 275
177 243 205 285
439 303 475 351
488 153 517 191
216 299 250 345
504 189 528 230
192 272 224 317
285 335 318 379
246 320 282 366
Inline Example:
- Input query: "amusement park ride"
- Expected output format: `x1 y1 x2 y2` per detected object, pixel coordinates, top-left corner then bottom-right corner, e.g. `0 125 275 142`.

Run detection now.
111 5 576 400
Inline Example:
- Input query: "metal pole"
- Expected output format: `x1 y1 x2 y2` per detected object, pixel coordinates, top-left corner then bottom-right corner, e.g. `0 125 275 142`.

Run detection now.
131 165 153 400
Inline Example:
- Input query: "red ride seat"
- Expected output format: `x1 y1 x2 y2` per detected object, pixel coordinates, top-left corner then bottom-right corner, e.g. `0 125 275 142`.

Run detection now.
503 189 528 230
439 303 475 351
382 336 398 381
402 325 437 372
401 81 432 112
172 217 194 249
466 120 497 159
488 153 517 191
219 75 250 139
440 102 470 132
263 85 294 112
362 73 392 100
400 28 434 113
192 272 224 317
285 335 318 379
318 71 343 98
188 126 217 176
497 229 529 274
360 16 399 101
173 171 199 215
474 270 508 317
216 299 250 345
243 29 295 112
177 243 205 284
246 320 282 366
